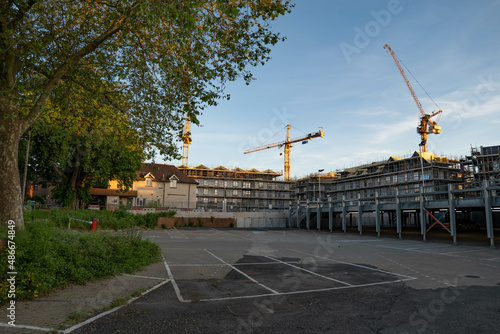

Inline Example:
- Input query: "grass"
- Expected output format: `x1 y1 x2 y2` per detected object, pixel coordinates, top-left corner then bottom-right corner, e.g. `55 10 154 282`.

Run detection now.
23 208 176 231
0 220 162 304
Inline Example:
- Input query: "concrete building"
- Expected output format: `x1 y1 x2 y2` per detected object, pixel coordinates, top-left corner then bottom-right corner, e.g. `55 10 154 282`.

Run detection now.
295 151 462 202
178 165 293 211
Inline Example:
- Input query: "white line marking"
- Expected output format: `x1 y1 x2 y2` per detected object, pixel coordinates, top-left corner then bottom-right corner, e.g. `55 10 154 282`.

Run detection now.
487 257 500 261
0 322 53 332
63 279 170 333
204 249 279 295
290 249 417 280
162 254 191 303
124 274 169 280
199 277 415 302
169 261 300 267
263 255 352 286
443 248 487 255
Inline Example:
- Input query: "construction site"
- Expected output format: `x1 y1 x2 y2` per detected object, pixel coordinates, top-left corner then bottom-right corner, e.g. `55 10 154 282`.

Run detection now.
174 44 499 247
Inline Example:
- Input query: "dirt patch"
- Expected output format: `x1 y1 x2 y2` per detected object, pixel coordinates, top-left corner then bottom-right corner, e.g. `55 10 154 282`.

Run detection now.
157 217 236 228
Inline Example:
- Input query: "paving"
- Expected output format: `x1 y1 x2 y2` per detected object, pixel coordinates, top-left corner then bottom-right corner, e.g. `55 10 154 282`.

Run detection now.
1 228 500 333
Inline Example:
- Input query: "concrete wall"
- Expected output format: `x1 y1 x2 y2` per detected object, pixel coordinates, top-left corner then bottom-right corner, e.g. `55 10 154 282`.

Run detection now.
144 210 289 228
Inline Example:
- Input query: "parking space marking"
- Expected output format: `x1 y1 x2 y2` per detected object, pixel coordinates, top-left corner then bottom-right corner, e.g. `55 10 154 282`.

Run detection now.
204 249 280 295
290 249 417 280
161 254 191 303
198 277 415 302
63 279 171 333
263 255 353 286
443 248 489 255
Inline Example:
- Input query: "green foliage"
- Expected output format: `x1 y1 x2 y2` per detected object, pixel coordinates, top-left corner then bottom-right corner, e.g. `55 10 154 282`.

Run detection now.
23 209 176 230
0 221 161 304
26 89 144 209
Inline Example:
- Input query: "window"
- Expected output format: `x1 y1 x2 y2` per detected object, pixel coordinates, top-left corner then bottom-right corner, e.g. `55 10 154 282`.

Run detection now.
233 181 239 187
145 178 153 187
243 182 251 188
233 190 238 196
243 190 251 196
170 178 177 188
204 189 208 195
214 189 218 195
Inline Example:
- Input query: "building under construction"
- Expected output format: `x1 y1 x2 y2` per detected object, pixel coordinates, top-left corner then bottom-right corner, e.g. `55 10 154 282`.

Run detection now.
178 165 294 211
462 145 500 182
295 151 462 202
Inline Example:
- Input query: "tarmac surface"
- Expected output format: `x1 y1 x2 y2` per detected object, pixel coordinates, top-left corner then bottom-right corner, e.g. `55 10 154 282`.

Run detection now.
1 228 500 333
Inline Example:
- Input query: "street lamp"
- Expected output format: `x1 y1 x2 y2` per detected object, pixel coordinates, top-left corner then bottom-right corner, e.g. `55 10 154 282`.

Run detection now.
318 169 324 202
419 141 426 193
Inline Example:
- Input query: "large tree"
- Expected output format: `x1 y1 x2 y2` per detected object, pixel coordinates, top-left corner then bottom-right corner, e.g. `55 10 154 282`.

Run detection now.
26 79 144 209
0 0 292 228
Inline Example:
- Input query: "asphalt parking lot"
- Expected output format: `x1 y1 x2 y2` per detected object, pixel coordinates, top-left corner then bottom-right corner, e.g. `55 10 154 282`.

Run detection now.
70 228 500 334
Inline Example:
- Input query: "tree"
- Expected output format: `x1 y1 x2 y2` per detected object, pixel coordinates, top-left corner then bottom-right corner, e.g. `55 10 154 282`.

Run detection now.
27 80 144 209
0 0 292 228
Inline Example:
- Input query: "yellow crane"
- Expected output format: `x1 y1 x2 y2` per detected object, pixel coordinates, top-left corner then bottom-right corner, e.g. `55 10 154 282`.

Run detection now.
244 125 324 181
181 113 192 167
384 44 442 153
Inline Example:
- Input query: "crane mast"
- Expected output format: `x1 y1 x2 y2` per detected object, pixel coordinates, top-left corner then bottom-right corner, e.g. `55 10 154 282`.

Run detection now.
181 113 192 167
384 44 442 153
244 125 324 181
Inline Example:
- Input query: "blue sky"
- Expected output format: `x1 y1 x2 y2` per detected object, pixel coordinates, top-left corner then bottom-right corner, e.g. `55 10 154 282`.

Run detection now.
165 0 500 179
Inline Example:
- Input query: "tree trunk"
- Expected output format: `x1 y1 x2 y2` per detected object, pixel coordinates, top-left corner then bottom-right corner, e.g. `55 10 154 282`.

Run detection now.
0 99 25 229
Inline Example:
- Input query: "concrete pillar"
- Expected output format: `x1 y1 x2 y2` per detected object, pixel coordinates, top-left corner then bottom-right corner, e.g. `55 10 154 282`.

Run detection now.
448 184 457 245
375 192 381 237
342 194 347 233
306 199 311 230
328 197 333 232
296 203 300 228
357 193 362 235
483 180 495 248
288 201 292 229
396 188 402 239
317 201 321 231
420 184 426 242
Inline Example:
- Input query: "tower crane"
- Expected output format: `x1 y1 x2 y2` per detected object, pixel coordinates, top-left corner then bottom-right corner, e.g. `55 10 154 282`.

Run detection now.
181 113 192 167
384 44 442 153
244 125 324 181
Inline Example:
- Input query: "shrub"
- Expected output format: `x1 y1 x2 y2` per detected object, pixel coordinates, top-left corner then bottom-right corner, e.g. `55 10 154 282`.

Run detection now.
0 221 161 304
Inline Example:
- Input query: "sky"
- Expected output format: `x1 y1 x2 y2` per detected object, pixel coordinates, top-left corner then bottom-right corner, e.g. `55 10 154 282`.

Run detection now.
163 0 500 179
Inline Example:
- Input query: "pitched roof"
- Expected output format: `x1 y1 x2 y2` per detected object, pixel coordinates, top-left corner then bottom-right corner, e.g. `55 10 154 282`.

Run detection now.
138 163 198 184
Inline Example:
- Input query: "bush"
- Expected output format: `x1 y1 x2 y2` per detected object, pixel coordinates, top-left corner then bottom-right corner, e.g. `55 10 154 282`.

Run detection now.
0 221 161 304
23 209 175 231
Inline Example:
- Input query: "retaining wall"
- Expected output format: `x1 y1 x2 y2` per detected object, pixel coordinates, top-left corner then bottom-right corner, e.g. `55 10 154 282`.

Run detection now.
166 211 289 228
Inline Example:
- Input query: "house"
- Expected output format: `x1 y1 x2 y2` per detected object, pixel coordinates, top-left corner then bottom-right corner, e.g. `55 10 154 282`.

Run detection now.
97 163 198 210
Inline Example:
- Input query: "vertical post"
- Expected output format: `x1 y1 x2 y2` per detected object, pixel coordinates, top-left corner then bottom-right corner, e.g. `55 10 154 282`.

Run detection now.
483 180 495 248
342 194 347 233
396 188 402 239
306 199 311 230
448 184 457 245
296 203 300 228
287 201 292 229
375 191 381 237
328 197 333 232
357 193 362 235
317 201 321 231
91 218 97 232
420 184 426 242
